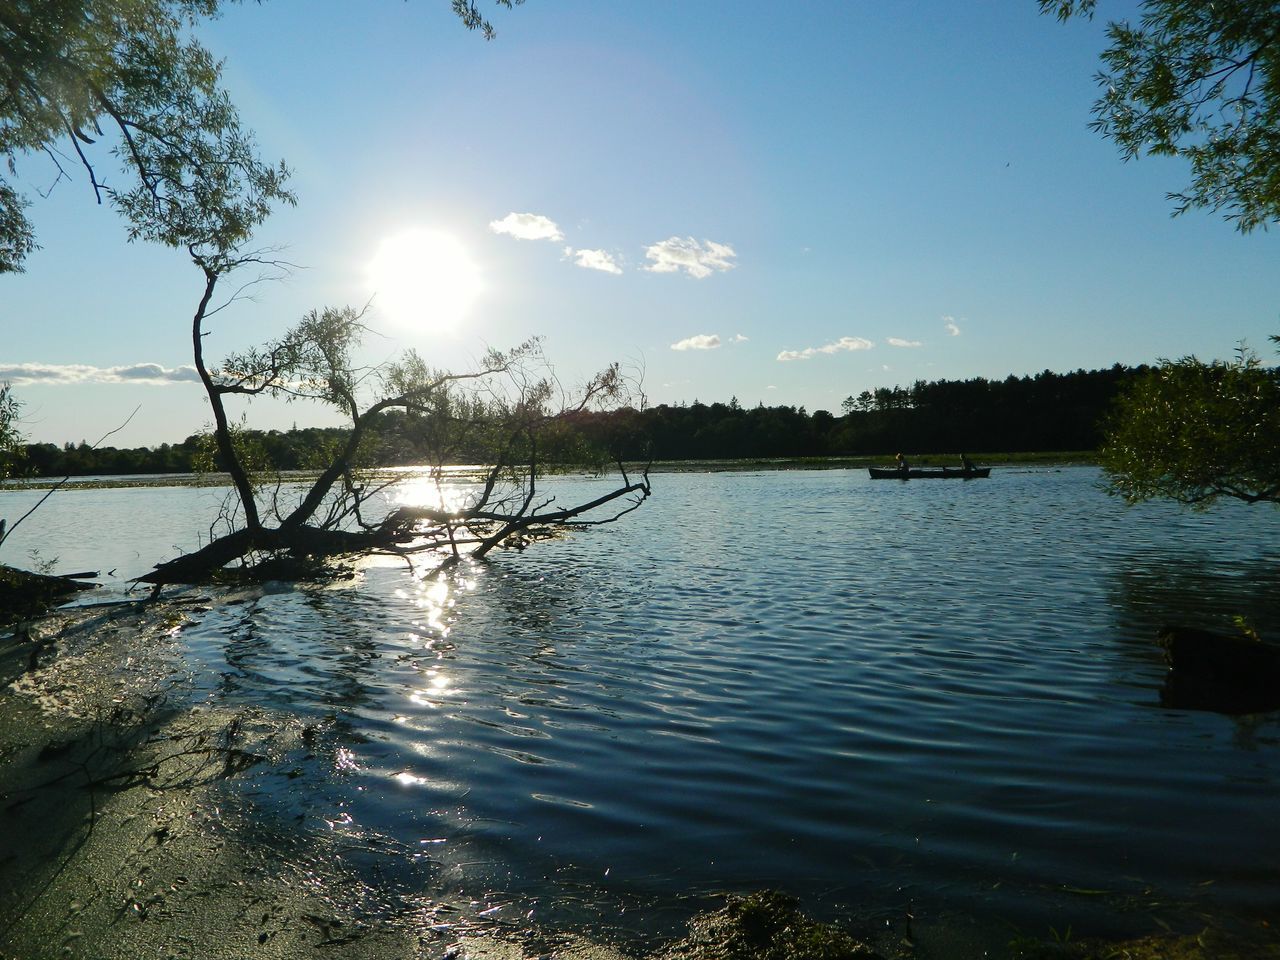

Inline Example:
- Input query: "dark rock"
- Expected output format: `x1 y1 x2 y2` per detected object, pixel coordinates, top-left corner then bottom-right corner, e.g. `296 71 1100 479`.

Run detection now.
1158 625 1280 714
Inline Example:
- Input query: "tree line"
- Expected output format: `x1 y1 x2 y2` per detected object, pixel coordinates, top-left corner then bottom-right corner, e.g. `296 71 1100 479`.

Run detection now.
6 363 1157 479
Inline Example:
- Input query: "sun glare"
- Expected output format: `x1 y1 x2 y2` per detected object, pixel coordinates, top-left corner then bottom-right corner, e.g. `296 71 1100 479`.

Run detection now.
366 228 482 333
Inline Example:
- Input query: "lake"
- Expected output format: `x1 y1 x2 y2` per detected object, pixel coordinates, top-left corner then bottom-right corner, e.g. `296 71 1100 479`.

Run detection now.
3 465 1279 948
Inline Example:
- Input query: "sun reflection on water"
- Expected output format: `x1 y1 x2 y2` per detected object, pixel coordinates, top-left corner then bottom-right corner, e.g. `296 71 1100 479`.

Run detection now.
391 472 470 514
416 574 455 636
409 682 451 710
410 577 456 707
334 747 360 773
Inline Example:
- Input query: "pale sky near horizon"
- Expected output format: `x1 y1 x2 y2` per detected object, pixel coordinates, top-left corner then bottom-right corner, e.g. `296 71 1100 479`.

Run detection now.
3 1 1279 447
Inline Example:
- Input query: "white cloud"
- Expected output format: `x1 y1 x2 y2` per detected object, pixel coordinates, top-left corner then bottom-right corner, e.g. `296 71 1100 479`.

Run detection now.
644 237 736 279
776 336 874 362
943 316 962 336
671 334 722 351
489 212 564 242
886 337 922 348
0 362 200 385
731 333 749 343
568 247 622 274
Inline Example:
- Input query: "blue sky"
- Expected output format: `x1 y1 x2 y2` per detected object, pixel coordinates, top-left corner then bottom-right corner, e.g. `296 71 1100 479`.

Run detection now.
3 0 1279 447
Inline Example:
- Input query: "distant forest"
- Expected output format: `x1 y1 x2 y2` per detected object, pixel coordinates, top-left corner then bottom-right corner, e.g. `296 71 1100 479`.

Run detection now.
15 364 1149 477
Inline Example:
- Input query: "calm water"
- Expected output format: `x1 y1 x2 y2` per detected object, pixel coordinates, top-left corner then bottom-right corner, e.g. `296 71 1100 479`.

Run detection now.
4 466 1280 944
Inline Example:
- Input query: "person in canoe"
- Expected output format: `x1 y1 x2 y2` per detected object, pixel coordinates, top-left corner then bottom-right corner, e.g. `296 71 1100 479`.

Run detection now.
959 453 975 472
895 452 910 474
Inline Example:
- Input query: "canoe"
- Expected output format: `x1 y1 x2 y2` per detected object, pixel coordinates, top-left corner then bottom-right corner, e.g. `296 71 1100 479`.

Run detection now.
868 466 990 480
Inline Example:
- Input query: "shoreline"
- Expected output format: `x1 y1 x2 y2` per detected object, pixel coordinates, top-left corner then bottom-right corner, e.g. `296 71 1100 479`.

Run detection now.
0 453 1098 493
1 590 1276 959
0 597 539 958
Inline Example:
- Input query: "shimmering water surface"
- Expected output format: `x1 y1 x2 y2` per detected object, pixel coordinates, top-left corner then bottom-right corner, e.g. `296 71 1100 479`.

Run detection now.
4 466 1280 941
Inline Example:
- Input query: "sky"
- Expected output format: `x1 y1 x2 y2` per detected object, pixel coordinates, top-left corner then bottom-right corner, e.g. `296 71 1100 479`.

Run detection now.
3 0 1279 447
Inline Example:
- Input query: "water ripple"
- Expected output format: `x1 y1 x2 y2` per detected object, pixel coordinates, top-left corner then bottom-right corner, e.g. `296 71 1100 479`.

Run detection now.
26 466 1279 935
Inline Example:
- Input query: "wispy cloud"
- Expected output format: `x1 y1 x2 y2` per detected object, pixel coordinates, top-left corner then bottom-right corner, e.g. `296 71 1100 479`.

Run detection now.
776 336 874 362
0 363 201 386
566 247 622 274
644 237 736 279
943 316 962 336
886 337 922 348
671 334 722 351
490 212 564 242
731 333 749 343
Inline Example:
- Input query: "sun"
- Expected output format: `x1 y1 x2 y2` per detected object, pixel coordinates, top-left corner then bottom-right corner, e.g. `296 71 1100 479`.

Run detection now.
366 228 482 333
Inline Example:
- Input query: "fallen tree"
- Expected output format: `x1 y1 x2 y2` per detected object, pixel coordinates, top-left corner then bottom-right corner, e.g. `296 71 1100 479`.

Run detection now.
138 252 650 590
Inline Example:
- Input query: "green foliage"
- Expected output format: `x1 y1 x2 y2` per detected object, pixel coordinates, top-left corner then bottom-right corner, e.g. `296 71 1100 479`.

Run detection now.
1043 0 1280 230
376 343 627 479
0 0 295 269
1100 346 1280 507
452 0 524 40
192 418 274 480
3 0 513 270
0 382 23 480
24 548 59 576
1039 0 1097 19
1233 614 1262 641
219 306 368 410
0 180 36 270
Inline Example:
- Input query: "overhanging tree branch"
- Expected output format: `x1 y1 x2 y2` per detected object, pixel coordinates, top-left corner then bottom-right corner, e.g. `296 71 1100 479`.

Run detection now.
137 256 651 589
